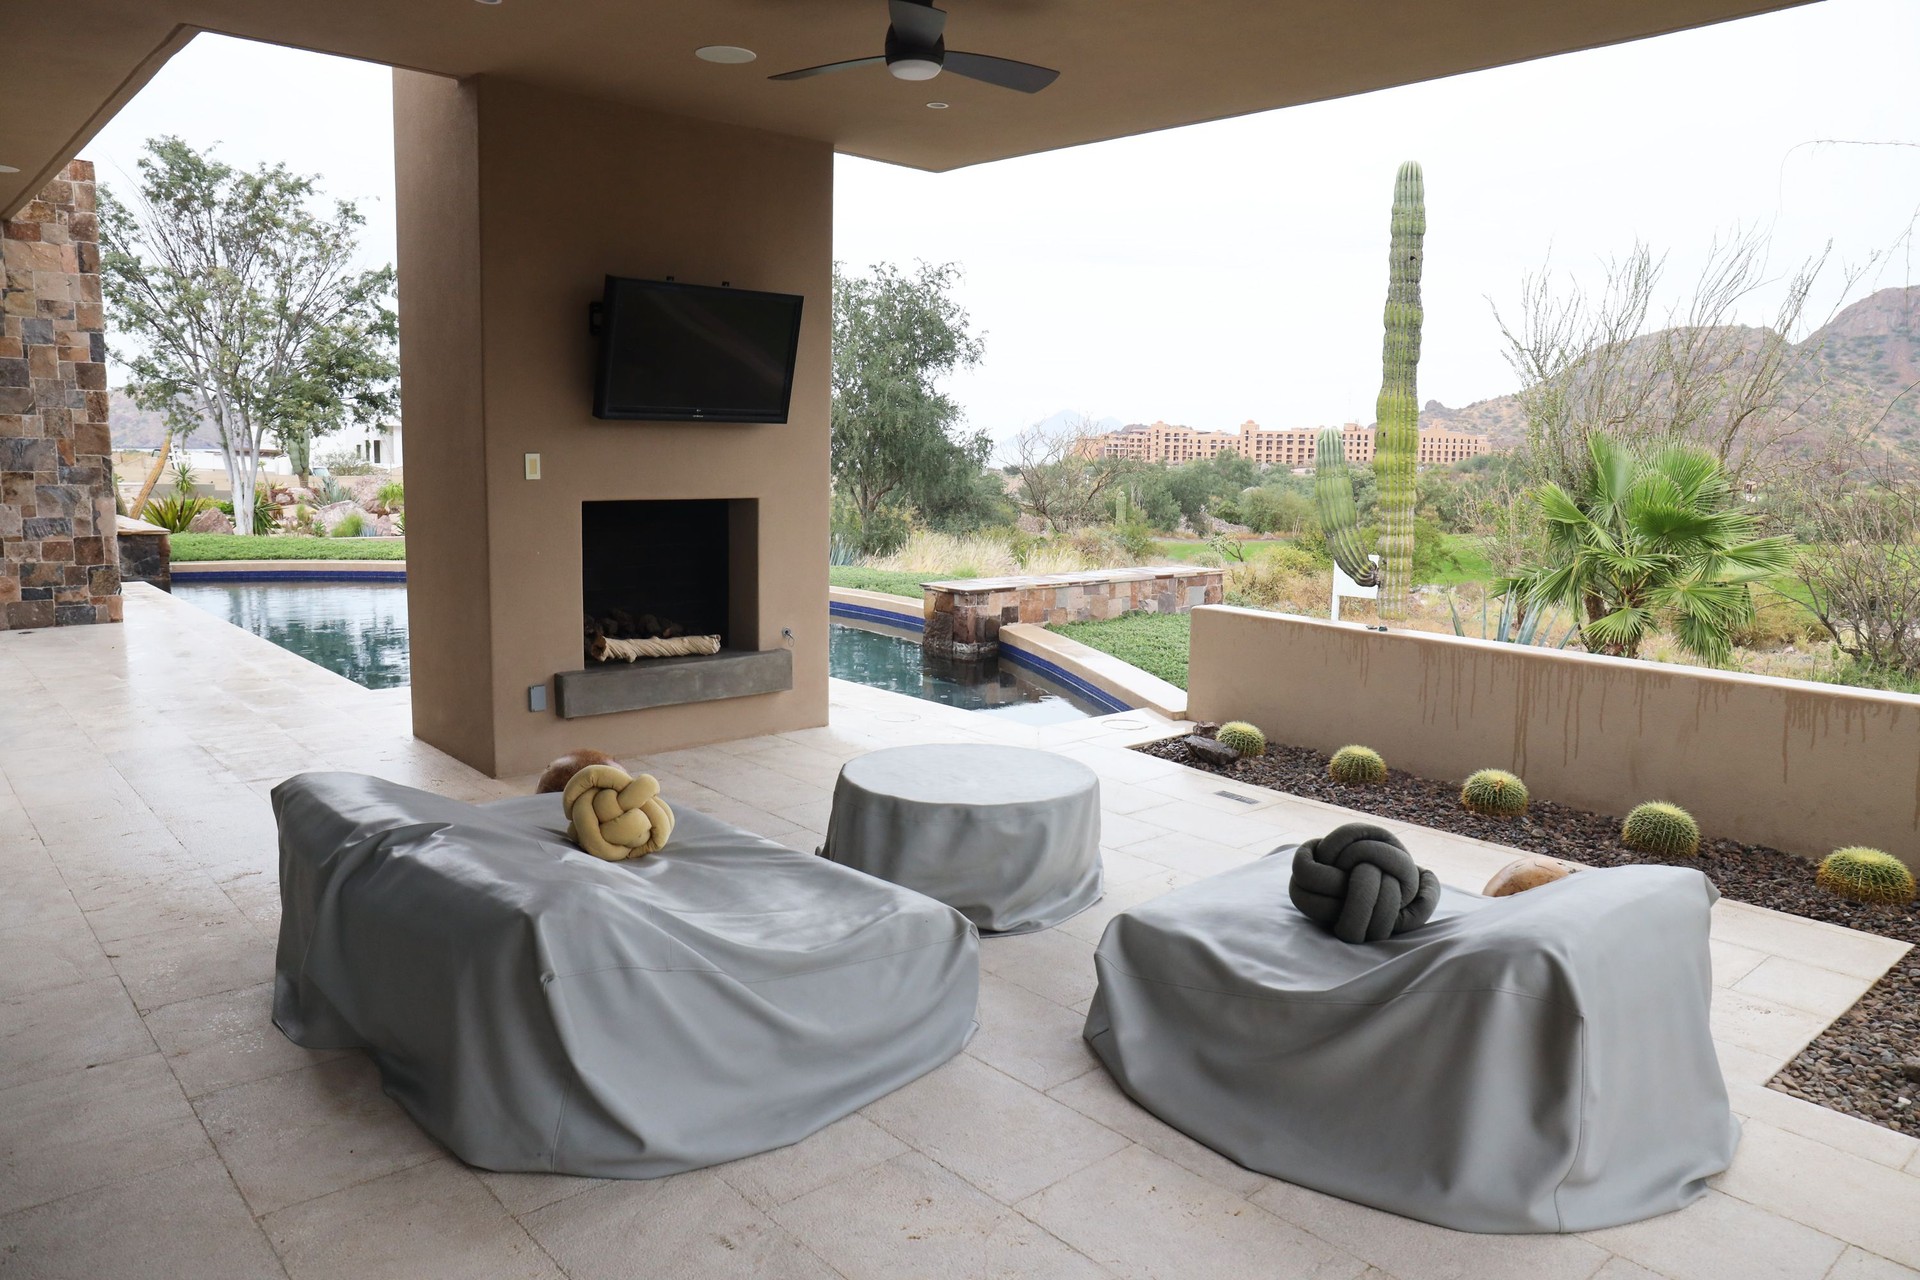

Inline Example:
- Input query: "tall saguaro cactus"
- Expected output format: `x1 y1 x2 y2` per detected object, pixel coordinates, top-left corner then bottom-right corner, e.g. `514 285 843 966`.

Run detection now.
1375 161 1426 619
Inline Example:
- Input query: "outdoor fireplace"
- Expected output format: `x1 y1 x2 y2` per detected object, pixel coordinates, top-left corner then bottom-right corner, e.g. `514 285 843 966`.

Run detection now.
556 498 790 718
582 499 742 661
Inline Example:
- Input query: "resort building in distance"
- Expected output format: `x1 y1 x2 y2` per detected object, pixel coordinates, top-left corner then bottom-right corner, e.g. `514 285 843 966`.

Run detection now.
1077 419 1493 468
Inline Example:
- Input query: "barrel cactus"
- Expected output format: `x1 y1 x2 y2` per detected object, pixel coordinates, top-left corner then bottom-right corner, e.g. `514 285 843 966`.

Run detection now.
1329 745 1387 786
1815 848 1916 906
1460 768 1528 818
1621 802 1701 858
1215 721 1267 759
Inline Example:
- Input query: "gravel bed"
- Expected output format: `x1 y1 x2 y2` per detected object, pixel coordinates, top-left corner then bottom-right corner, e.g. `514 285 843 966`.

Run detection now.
1137 734 1920 1135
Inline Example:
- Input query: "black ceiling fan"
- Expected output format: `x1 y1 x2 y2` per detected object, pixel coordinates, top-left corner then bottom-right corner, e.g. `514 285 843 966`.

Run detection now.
769 0 1059 93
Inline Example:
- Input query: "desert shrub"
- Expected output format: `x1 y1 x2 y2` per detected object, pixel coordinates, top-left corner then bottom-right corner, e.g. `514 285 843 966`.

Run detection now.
333 511 366 538
316 448 379 477
374 481 405 514
1730 589 1823 650
1329 745 1387 786
1620 802 1701 858
1225 548 1327 613
1815 848 1916 906
1461 768 1529 817
1215 721 1267 757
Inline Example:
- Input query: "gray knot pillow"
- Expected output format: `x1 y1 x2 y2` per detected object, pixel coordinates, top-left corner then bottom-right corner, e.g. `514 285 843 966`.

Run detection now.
1288 822 1441 944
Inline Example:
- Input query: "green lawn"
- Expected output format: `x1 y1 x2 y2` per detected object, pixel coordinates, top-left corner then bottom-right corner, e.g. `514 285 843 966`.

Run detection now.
828 566 928 599
1054 611 1192 690
169 534 407 562
1428 534 1494 587
1152 538 1299 563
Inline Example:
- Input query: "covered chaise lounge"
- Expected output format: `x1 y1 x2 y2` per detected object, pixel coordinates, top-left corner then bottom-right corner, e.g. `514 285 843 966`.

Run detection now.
273 772 979 1178
1084 858 1738 1233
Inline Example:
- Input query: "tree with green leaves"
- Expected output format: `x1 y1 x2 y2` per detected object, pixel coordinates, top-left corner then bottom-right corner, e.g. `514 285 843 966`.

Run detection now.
830 261 989 537
1504 434 1793 664
101 137 397 532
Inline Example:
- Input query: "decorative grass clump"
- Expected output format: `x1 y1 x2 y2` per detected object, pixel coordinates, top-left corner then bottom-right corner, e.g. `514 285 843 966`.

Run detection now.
1328 745 1388 787
1815 848 1916 906
1621 802 1701 858
1215 721 1267 759
1460 769 1529 818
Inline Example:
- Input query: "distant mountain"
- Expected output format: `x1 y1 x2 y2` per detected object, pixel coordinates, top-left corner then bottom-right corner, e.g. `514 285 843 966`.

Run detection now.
109 390 223 450
1409 286 1920 463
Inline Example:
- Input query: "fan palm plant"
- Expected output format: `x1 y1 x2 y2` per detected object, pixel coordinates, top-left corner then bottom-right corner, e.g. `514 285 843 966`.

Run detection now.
1504 434 1793 664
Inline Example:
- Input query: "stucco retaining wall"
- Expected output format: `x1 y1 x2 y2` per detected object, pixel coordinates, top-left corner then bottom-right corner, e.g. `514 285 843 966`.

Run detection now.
1188 605 1920 869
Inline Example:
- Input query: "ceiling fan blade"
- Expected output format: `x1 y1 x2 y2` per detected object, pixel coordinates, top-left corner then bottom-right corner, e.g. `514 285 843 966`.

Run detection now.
941 51 1060 93
887 0 948 47
768 55 887 81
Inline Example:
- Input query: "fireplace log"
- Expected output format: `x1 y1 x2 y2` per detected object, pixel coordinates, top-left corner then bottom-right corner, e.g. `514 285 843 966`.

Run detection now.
590 633 723 662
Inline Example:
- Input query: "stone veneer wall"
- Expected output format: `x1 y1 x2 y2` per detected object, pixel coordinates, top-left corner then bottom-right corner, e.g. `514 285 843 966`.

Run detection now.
923 567 1225 659
0 161 118 629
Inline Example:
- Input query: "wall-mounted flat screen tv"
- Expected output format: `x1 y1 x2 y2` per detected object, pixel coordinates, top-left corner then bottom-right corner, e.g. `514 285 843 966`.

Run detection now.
592 276 804 423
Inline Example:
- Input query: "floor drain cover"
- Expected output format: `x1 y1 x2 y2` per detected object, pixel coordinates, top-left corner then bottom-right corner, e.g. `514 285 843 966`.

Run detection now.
1215 790 1260 805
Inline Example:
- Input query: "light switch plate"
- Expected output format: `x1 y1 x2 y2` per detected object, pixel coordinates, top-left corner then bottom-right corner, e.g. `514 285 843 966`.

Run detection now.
524 453 542 480
528 684 548 712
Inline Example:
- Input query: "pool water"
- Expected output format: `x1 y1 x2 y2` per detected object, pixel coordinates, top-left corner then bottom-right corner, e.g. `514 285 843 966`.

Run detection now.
828 618 1102 724
173 582 411 690
172 581 1104 722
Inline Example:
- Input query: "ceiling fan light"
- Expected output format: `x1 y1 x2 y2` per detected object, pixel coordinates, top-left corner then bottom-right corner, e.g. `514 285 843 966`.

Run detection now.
888 58 941 81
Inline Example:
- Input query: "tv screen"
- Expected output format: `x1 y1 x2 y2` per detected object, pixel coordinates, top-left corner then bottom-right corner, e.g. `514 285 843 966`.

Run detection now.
593 277 804 423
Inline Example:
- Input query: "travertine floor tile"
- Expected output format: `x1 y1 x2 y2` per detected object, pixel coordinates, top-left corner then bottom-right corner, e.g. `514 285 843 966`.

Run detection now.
263 1158 562 1280
770 1151 1110 1280
194 1054 445 1214
0 1051 211 1215
1713 1122 1920 1269
979 927 1102 1010
1047 1065 1269 1198
143 980 344 1098
0 910 115 999
1828 1247 1920 1279
862 1054 1129 1205
0 1155 282 1280
1582 1188 1845 1280
1254 1175 1611 1280
967 973 1102 1091
716 1111 908 1211
1732 955 1879 1019
104 910 274 1012
524 1168 840 1280
1020 1144 1368 1280
0 973 153 1091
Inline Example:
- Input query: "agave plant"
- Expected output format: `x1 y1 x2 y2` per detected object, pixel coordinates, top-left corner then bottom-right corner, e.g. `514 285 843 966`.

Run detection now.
1505 434 1794 664
1446 589 1580 648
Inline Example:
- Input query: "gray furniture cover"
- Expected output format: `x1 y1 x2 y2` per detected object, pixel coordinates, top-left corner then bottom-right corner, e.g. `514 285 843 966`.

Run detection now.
1084 856 1738 1233
822 744 1102 935
272 772 978 1179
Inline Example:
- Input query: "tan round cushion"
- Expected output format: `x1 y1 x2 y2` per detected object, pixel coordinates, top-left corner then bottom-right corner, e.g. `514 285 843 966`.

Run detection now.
1483 855 1583 898
562 764 675 861
535 748 619 795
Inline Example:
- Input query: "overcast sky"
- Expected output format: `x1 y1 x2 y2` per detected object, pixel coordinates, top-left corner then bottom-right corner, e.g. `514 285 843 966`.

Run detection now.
87 0 1920 447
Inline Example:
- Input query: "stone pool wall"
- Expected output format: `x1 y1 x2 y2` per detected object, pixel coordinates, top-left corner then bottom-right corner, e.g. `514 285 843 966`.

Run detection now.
1 160 117 630
922 567 1223 659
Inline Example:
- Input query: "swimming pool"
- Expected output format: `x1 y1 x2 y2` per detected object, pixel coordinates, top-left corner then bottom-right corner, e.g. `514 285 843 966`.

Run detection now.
172 580 1104 721
173 581 411 690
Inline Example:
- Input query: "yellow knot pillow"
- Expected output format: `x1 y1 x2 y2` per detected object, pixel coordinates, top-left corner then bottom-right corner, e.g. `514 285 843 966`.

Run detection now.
561 764 675 860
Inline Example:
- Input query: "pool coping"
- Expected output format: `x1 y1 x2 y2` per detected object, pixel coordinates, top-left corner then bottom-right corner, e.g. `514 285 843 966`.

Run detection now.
827 585 1187 719
170 559 407 583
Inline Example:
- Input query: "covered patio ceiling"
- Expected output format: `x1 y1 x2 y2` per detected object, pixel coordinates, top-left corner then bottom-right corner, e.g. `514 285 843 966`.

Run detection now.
2 0 1816 215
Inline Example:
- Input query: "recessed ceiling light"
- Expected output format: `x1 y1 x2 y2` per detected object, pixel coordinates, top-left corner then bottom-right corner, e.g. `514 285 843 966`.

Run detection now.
695 45 757 64
0 165 19 174
925 102 950 110
474 0 502 6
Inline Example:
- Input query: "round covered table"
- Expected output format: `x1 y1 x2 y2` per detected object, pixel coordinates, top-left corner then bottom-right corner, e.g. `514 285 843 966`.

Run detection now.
822 744 1103 935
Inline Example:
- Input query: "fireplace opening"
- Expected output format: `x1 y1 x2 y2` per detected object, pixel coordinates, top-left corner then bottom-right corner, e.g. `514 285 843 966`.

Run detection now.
581 498 758 665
